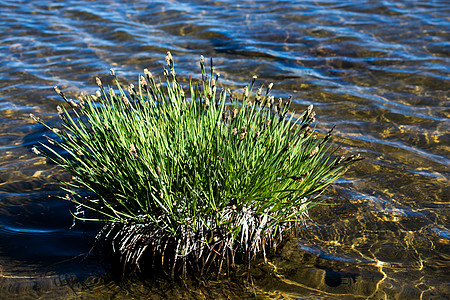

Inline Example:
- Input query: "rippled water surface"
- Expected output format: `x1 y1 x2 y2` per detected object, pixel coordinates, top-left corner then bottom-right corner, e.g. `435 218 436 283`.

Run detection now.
0 0 449 298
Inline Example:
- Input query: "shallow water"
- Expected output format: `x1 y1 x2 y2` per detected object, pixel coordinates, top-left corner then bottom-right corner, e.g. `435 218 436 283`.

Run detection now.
0 0 449 298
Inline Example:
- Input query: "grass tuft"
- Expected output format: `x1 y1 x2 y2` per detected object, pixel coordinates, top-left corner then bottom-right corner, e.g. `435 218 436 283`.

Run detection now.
32 53 362 276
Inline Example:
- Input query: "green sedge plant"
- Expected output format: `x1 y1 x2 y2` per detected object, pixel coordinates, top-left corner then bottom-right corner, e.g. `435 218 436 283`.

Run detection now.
31 53 361 276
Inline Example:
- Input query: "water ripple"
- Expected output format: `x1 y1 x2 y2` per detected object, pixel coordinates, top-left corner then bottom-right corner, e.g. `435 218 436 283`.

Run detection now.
0 0 449 298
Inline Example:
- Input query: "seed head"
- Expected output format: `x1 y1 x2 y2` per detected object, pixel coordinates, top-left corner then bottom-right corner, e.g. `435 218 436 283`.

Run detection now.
344 154 363 162
96 77 102 87
96 90 101 98
257 87 262 96
244 86 249 98
309 146 319 157
122 96 130 106
232 108 238 119
144 68 153 78
44 135 56 145
128 85 135 96
239 132 247 140
336 155 345 165
232 128 238 135
110 68 115 76
30 113 40 123
129 144 139 158
200 55 204 65
140 75 148 87
56 105 64 115
103 166 108 172
69 99 78 108
156 166 161 174
31 147 40 155
165 51 173 66
54 86 64 96
52 128 60 134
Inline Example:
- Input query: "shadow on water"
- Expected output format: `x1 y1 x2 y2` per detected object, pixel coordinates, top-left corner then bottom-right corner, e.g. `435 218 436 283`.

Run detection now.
0 0 449 298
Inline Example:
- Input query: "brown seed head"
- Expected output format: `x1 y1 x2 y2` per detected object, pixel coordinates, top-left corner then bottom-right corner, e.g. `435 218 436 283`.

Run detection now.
110 68 115 76
122 96 130 106
96 77 102 87
200 55 204 64
244 86 248 98
232 128 238 135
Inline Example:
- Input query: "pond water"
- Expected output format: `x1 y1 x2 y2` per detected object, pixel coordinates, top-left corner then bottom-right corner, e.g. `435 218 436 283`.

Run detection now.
0 0 449 298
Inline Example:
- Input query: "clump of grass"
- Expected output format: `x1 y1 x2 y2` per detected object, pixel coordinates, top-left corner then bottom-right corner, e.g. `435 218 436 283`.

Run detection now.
31 53 361 276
